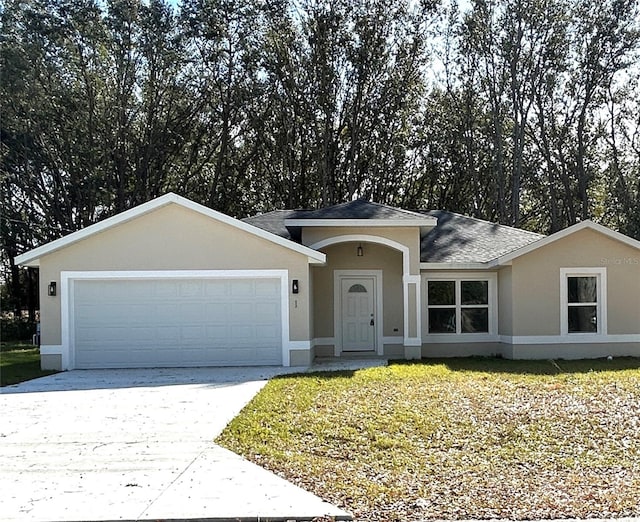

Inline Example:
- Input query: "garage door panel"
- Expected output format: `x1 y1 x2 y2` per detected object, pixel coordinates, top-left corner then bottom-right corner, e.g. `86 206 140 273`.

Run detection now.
77 303 147 325
157 325 180 341
154 281 179 297
230 302 253 321
204 302 228 317
178 281 203 297
73 277 283 368
229 324 254 340
255 324 280 339
155 303 180 319
255 302 280 321
179 303 206 321
204 280 228 296
255 279 280 296
231 281 253 297
206 325 229 340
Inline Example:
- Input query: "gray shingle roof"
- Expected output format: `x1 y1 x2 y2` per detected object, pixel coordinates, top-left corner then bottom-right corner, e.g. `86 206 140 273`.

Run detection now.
290 200 431 221
244 204 545 264
243 210 302 242
419 211 544 263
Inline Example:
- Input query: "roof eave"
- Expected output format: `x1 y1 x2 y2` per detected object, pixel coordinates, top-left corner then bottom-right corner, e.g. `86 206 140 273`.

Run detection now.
14 195 179 267
15 193 326 267
488 220 640 267
420 262 491 270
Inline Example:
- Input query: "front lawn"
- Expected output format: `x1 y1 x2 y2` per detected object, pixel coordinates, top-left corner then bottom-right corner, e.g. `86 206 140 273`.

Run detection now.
0 344 57 386
217 358 640 521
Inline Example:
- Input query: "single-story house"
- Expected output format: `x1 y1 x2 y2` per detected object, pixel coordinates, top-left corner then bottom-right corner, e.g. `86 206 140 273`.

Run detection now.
15 193 640 371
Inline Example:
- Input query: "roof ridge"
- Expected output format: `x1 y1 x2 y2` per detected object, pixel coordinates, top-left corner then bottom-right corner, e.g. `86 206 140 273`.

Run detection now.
365 201 431 219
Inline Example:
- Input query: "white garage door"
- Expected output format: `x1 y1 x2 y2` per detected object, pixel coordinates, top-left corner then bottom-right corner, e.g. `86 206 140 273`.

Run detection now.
72 277 283 368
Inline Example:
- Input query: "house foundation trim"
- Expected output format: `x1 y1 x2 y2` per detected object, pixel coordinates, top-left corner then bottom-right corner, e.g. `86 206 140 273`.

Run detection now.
500 334 640 345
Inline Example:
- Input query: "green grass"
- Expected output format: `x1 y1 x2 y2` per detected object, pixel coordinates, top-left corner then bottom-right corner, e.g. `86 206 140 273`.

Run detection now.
217 357 640 521
0 344 57 386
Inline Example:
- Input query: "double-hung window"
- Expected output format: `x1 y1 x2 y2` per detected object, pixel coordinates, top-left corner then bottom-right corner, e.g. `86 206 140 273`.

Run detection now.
426 274 497 336
560 268 607 335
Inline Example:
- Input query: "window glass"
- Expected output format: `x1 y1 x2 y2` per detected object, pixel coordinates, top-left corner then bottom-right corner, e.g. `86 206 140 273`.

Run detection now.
461 308 489 333
461 281 488 305
348 284 367 293
428 281 455 306
568 277 597 303
427 278 493 335
428 309 456 333
568 306 597 333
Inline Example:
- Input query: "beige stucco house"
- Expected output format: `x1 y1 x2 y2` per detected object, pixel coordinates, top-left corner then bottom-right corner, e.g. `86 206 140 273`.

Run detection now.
15 193 640 371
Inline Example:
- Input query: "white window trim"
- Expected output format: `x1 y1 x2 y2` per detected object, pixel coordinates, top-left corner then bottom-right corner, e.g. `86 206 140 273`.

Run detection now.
423 272 498 341
560 267 607 336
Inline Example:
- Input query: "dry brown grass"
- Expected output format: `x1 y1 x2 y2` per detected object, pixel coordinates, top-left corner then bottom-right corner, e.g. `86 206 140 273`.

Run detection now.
217 358 640 521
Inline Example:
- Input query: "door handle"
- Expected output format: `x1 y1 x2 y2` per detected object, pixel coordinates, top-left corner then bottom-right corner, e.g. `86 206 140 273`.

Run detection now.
370 318 375 326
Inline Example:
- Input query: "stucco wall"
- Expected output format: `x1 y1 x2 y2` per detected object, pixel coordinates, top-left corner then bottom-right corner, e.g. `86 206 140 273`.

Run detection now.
311 242 404 339
38 204 312 347
511 228 640 336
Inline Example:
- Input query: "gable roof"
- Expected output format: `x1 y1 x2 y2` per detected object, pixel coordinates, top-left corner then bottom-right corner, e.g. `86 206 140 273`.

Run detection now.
15 193 326 267
489 220 640 266
419 211 544 264
247 205 545 264
284 200 437 227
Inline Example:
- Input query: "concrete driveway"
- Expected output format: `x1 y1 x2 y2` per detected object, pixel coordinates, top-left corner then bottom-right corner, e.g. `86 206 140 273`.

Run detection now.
0 367 356 522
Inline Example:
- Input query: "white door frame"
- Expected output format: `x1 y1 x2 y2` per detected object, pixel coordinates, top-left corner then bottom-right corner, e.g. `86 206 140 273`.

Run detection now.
334 270 383 356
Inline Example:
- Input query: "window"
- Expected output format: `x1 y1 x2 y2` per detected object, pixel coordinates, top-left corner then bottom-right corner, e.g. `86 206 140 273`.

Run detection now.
560 268 607 335
426 275 496 335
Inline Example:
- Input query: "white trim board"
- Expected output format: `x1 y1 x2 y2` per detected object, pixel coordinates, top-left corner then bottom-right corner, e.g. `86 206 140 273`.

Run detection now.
16 193 326 267
403 276 422 344
559 267 608 336
422 272 499 337
288 341 312 350
60 269 292 370
311 336 406 347
500 334 640 345
310 234 412 276
39 345 63 355
423 335 501 344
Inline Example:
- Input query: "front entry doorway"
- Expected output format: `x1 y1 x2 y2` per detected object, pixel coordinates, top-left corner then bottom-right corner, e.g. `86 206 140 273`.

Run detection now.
340 276 376 352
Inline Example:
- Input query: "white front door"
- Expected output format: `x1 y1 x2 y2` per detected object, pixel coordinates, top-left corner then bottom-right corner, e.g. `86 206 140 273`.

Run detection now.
341 277 376 351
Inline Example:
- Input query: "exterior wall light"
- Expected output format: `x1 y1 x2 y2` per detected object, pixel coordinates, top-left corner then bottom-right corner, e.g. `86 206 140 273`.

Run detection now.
357 244 364 257
48 281 57 296
292 279 299 294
